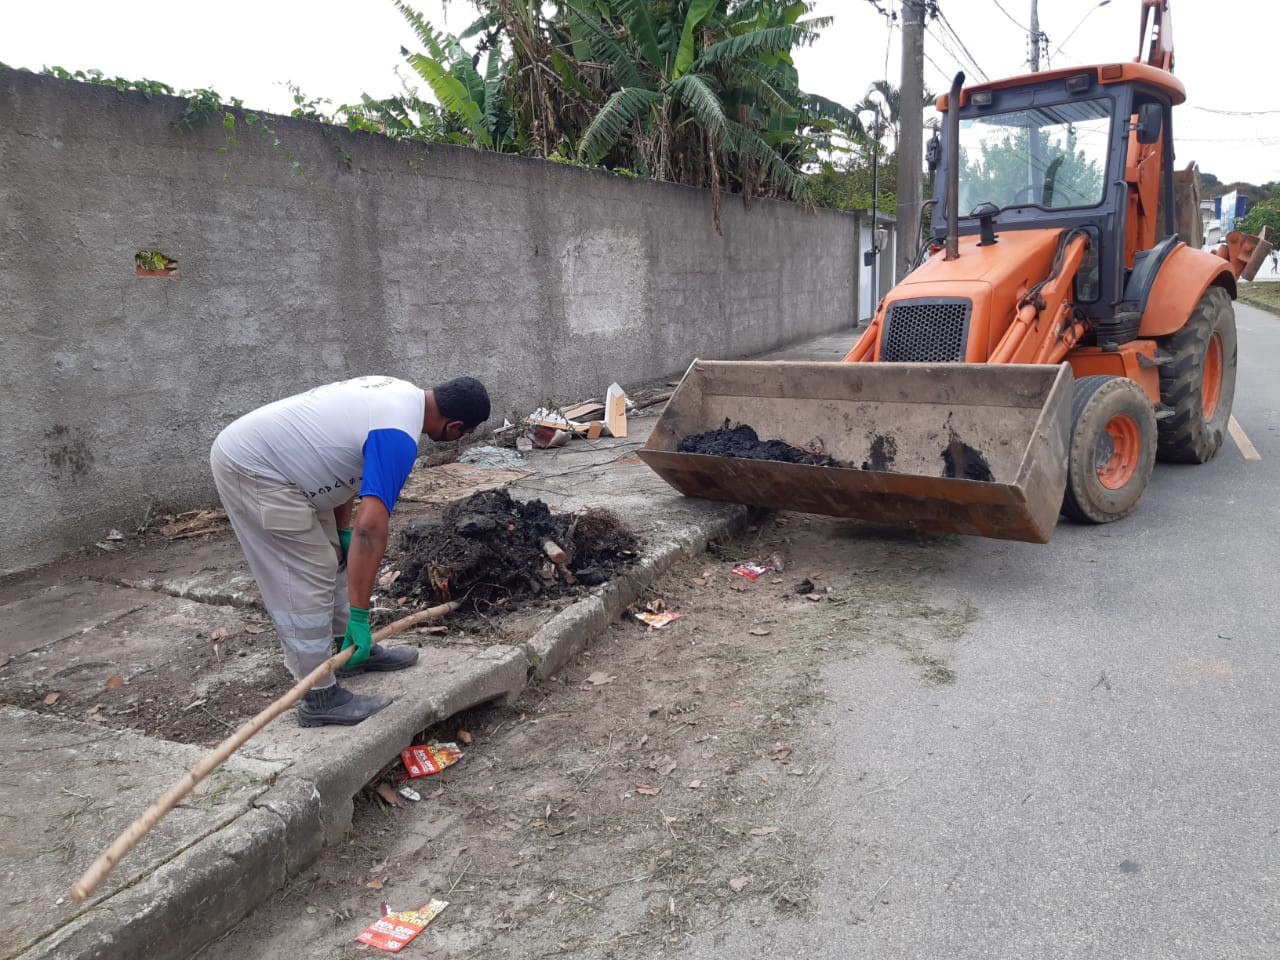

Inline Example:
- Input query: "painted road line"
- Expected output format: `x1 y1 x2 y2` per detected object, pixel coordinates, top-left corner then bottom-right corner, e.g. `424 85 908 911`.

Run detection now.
1229 416 1262 461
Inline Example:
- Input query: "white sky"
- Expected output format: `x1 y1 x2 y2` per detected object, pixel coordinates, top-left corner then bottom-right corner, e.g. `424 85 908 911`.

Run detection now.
3 1 1276 184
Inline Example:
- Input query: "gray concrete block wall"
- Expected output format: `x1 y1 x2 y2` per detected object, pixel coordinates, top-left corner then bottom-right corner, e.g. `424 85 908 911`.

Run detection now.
0 68 857 574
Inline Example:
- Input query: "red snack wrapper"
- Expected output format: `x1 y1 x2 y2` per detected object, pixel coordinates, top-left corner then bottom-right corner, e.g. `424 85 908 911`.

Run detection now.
731 563 769 580
356 899 448 952
400 742 463 778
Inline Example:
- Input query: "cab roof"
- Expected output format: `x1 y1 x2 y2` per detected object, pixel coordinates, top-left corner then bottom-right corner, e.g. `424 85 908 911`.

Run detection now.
936 63 1186 111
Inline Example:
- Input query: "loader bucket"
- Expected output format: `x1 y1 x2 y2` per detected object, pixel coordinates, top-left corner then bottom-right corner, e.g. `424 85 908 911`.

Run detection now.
637 361 1073 543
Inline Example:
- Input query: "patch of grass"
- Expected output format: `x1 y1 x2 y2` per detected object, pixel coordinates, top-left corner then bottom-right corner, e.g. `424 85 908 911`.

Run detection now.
1238 282 1280 315
912 654 957 685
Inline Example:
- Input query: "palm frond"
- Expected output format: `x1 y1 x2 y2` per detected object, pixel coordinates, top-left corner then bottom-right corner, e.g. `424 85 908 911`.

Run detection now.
405 53 491 147
613 0 663 69
692 24 817 71
668 73 727 139
568 7 647 90
578 86 662 162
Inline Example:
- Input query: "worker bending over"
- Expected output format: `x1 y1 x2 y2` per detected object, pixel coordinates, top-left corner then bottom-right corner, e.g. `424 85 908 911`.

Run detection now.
210 375 490 727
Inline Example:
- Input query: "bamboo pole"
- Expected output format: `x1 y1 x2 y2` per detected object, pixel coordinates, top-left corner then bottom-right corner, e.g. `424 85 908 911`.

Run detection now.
69 599 461 903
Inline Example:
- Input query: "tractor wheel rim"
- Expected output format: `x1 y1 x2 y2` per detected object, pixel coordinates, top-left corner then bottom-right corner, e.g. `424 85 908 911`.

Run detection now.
1203 331 1224 420
1097 414 1140 490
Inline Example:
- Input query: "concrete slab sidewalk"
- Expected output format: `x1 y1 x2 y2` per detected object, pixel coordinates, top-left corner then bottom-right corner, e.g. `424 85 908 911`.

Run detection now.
2 331 852 960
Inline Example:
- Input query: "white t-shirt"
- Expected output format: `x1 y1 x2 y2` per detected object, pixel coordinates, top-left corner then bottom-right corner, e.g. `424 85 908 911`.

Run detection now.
215 376 425 512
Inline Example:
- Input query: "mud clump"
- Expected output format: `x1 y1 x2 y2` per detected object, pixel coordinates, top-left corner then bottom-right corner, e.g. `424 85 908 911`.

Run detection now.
679 423 845 467
942 438 995 482
862 434 898 472
392 490 638 610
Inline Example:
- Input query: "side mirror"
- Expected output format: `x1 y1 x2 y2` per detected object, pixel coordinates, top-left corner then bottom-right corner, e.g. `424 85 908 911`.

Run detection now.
1136 102 1163 144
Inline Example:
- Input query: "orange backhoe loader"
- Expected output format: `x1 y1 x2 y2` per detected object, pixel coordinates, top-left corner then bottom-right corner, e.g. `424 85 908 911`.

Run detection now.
639 0 1269 543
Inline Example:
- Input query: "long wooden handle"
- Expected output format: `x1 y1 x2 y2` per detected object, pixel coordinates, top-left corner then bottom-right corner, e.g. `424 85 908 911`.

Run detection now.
69 600 460 903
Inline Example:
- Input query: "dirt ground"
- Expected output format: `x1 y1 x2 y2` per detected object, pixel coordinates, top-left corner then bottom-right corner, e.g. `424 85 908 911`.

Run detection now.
196 514 973 960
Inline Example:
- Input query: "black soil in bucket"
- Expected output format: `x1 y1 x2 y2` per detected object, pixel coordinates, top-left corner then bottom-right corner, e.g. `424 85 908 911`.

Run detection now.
678 423 846 467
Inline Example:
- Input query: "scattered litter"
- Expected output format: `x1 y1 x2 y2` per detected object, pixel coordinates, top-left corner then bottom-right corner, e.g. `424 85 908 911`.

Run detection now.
356 899 449 953
632 609 682 629
458 445 527 469
375 783 404 808
43 692 60 706
106 529 125 542
162 509 228 540
731 563 770 580
795 579 815 594
584 671 615 686
457 730 474 745
305 905 317 914
769 553 786 571
635 784 661 796
401 743 464 778
367 878 385 889
561 401 605 421
398 787 421 803
210 627 229 641
748 627 771 637
805 593 823 603
105 675 126 691
604 383 628 438
728 877 750 893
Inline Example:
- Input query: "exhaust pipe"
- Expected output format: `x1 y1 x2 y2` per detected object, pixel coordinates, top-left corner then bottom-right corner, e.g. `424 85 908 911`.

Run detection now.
945 71 965 261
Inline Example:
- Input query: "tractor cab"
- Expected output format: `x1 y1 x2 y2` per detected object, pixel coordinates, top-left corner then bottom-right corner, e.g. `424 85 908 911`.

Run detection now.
928 63 1187 331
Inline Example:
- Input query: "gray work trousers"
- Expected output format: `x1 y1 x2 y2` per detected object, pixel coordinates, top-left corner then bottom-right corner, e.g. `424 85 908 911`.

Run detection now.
210 439 349 688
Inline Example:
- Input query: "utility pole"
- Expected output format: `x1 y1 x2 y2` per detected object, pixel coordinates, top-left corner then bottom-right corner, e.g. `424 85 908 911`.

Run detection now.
897 0 926 280
1029 0 1041 72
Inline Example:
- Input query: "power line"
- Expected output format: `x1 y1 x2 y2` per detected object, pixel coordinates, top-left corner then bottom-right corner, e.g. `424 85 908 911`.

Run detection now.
988 0 1030 32
933 8 990 81
1193 105 1280 117
927 20 981 83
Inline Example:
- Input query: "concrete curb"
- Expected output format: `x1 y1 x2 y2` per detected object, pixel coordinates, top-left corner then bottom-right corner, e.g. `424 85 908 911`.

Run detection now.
524 505 750 678
16 503 749 960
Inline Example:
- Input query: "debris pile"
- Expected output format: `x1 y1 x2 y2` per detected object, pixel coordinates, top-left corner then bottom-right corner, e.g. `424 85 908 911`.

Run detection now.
391 490 637 610
678 423 846 467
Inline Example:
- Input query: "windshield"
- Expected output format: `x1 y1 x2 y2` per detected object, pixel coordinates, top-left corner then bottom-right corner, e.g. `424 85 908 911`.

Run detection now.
957 98 1111 213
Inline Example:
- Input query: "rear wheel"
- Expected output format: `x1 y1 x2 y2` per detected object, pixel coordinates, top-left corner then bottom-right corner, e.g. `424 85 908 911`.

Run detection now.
1062 375 1157 524
1155 285 1237 462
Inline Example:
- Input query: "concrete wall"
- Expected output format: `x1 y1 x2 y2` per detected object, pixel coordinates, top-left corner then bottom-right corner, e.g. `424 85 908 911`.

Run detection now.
0 69 857 574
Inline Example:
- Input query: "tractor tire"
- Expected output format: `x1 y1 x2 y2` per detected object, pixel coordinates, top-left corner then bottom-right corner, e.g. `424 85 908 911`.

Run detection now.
1062 375 1157 524
1155 285 1237 463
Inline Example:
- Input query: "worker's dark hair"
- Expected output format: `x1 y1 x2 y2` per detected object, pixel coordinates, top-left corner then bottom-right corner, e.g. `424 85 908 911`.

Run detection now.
433 376 491 429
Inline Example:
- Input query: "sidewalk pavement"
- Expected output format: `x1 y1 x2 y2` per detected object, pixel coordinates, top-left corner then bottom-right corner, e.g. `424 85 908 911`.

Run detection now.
0 332 850 960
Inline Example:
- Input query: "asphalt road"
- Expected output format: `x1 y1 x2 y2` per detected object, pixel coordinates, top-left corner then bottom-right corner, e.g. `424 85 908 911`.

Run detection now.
685 302 1280 958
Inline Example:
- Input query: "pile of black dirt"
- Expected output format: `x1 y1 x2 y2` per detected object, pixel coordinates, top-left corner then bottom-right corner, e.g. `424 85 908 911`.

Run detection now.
941 437 995 482
391 489 638 612
678 423 846 467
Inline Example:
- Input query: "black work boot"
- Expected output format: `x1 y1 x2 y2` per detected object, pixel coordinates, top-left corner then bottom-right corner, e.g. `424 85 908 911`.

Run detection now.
297 684 392 727
336 643 420 678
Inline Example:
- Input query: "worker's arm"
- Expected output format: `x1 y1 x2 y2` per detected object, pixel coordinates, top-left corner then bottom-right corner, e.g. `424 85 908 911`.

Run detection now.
346 496 388 612
339 495 389 666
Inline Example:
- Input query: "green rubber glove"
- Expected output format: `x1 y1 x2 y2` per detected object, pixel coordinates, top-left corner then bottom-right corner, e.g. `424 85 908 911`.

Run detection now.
337 527 352 563
341 607 372 666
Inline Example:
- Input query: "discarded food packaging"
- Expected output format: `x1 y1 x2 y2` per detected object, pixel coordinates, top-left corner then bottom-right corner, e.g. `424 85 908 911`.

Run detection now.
401 743 464 778
356 898 449 953
731 563 770 580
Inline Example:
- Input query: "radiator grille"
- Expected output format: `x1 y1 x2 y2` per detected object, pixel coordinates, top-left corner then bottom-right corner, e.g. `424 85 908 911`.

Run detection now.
880 298 972 363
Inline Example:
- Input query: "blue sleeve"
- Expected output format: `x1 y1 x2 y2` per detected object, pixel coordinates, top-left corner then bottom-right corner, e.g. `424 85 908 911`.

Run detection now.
359 428 419 513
